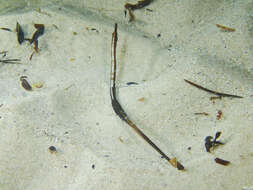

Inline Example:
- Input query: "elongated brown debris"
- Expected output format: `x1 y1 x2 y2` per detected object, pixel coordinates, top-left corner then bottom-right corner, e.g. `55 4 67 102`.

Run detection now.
124 0 153 22
194 112 209 116
110 23 185 170
29 24 45 60
216 24 235 32
184 79 243 98
30 24 45 44
215 157 230 166
16 22 25 44
0 27 12 32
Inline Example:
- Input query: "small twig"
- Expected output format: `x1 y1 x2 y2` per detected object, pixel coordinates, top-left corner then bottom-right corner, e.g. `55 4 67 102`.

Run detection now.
184 79 243 98
110 23 185 170
0 58 21 64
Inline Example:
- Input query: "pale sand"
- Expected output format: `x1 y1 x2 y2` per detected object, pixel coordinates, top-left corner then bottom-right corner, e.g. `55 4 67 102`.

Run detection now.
0 0 252 189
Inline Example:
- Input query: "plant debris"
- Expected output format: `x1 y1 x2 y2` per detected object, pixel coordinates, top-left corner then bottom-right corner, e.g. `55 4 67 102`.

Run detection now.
0 51 20 64
0 27 12 32
215 157 230 166
124 0 153 22
216 24 235 32
30 24 45 44
0 58 21 64
29 24 45 60
194 112 209 116
205 132 224 152
16 22 25 44
110 23 185 171
184 79 243 99
20 76 32 91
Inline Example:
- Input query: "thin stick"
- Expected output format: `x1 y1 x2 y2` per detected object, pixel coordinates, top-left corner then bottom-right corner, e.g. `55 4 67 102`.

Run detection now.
110 23 185 170
184 79 243 98
0 58 21 64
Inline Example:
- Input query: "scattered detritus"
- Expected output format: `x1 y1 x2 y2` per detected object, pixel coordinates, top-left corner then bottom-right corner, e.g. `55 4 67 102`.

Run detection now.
110 23 185 171
4 22 45 60
184 79 243 99
205 132 224 152
124 0 153 22
215 157 230 166
20 76 32 91
16 22 25 44
216 24 235 32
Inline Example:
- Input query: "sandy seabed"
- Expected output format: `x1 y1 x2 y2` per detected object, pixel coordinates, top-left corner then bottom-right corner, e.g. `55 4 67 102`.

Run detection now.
0 0 252 189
